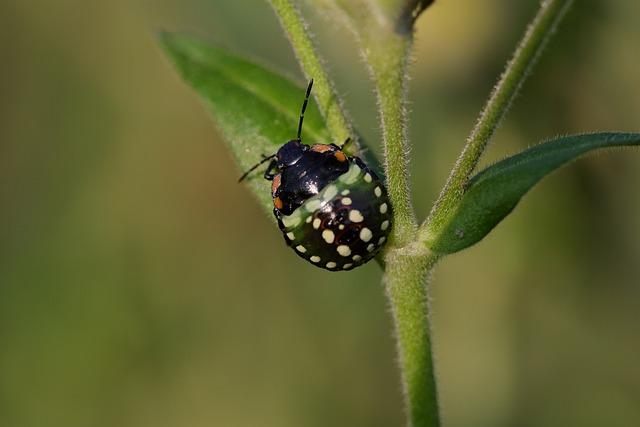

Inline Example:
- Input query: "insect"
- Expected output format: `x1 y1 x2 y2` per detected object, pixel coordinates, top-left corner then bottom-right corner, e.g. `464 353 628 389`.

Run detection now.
239 80 392 271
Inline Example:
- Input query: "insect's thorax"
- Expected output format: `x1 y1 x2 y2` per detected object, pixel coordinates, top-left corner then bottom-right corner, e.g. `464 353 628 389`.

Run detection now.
276 151 350 215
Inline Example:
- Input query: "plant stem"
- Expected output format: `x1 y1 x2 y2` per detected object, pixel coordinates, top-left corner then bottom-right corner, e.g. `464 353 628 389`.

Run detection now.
271 2 438 426
364 34 418 246
363 23 438 427
384 248 440 427
309 1 419 244
268 0 353 144
422 0 574 240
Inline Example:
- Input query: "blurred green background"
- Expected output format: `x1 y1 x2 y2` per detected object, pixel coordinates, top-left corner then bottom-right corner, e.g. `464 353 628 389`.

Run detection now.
1 1 639 426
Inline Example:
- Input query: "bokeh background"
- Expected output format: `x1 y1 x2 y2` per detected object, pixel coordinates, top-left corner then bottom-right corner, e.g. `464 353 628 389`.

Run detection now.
1 1 639 426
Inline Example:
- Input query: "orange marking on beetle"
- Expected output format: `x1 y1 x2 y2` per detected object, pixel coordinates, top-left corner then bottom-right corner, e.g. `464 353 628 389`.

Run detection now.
334 151 347 162
311 144 333 153
274 196 283 210
271 173 281 195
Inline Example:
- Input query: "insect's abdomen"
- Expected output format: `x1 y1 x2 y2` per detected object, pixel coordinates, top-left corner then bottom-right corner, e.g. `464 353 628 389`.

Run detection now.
277 161 392 271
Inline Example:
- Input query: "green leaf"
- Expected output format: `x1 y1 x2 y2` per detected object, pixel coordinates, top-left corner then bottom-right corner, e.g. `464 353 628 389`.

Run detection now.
424 132 640 254
158 32 331 216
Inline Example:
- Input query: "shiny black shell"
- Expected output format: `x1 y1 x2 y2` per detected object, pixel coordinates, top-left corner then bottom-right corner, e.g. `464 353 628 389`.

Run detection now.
269 140 392 271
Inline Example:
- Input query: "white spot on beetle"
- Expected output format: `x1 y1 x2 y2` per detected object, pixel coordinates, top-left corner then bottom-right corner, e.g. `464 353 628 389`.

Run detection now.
379 203 388 214
349 210 364 223
364 173 372 183
326 262 337 269
374 186 382 197
286 232 295 240
312 218 321 229
296 245 307 253
341 197 352 205
341 189 350 195
337 245 351 257
381 220 389 231
352 255 362 262
338 224 345 230
306 216 313 223
310 256 321 263
322 229 335 244
378 236 386 245
367 244 375 252
359 227 373 242
342 263 353 270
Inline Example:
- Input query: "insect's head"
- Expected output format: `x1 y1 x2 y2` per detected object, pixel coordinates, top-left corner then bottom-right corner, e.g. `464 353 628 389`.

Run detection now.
276 139 307 167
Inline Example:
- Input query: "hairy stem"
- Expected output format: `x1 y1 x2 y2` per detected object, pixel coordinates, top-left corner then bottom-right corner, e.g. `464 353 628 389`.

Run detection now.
310 1 420 244
270 2 437 426
368 33 438 427
318 3 436 424
422 0 574 239
365 34 418 246
384 249 440 427
268 0 353 145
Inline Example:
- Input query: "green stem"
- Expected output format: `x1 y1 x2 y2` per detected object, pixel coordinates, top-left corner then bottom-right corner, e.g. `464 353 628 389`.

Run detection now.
422 0 574 239
268 0 353 144
364 34 418 246
310 1 419 244
384 248 440 427
271 2 437 426
322 5 435 424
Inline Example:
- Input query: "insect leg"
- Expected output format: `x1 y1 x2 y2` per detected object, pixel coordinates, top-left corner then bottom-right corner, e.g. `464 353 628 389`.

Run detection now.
263 159 278 180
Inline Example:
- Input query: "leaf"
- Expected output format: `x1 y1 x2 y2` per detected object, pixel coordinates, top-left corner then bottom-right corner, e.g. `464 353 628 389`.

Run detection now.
425 132 640 254
158 32 331 215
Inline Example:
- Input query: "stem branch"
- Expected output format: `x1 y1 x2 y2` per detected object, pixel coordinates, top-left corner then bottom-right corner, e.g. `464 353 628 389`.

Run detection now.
365 34 418 245
422 0 574 239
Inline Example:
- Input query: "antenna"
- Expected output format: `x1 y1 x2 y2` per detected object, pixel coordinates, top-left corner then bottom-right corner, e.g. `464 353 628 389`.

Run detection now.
237 154 275 182
239 80 315 183
297 79 314 141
